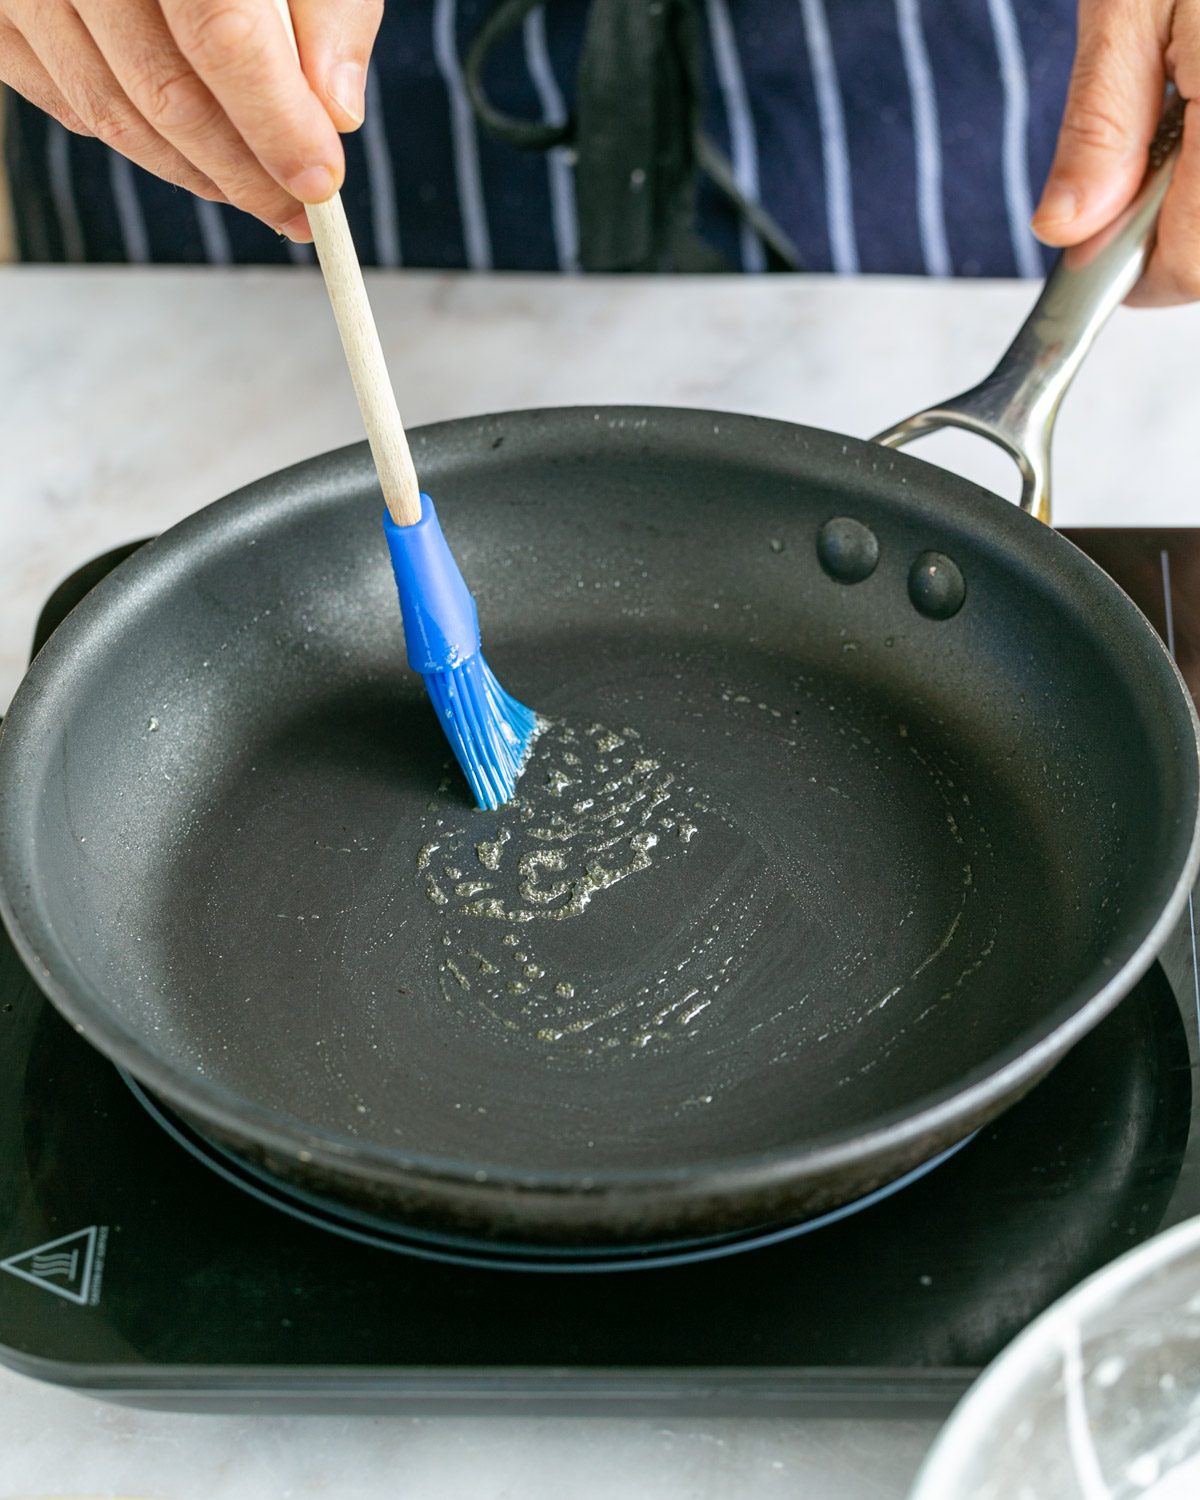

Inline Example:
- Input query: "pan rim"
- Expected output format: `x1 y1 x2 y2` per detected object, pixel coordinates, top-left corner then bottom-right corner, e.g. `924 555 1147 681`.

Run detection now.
2 405 1198 1217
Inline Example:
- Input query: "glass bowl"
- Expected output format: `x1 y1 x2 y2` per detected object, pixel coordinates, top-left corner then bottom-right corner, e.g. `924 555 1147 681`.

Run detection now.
911 1213 1200 1498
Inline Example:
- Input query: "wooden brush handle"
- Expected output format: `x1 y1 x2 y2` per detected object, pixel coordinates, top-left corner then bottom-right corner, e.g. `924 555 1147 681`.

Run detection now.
269 0 422 526
304 197 423 525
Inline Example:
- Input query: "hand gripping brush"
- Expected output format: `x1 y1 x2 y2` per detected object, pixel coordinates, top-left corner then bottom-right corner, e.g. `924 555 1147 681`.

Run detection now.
271 2 539 810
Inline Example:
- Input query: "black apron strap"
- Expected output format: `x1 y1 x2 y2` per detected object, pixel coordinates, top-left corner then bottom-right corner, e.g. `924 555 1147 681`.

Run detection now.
463 0 570 151
693 133 805 272
465 0 805 273
572 0 716 271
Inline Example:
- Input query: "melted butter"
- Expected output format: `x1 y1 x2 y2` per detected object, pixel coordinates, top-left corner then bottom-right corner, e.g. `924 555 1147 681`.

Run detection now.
424 722 689 926
417 718 710 1055
475 829 510 870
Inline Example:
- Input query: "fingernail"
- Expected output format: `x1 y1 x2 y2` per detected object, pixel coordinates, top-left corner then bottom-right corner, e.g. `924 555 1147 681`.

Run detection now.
1032 181 1080 229
286 164 337 203
279 209 313 242
328 61 366 126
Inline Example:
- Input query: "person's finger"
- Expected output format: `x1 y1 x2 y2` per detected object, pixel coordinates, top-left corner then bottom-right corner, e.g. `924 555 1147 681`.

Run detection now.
1032 0 1168 246
8 0 223 200
73 0 310 235
0 18 93 133
1126 0 1200 305
162 0 344 202
290 0 384 131
1128 100 1200 304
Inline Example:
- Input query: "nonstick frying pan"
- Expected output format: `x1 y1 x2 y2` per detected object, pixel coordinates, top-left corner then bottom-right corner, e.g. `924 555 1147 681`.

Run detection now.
1 128 1198 1253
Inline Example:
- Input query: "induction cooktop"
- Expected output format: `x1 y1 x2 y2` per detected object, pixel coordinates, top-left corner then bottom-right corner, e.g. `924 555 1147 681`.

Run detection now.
1 530 1197 1415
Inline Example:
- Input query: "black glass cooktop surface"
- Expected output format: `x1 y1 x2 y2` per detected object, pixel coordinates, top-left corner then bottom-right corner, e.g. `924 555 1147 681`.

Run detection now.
1 531 1198 1415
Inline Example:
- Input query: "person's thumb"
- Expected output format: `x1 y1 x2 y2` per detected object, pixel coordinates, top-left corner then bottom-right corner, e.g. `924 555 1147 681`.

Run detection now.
1033 0 1166 246
291 0 384 132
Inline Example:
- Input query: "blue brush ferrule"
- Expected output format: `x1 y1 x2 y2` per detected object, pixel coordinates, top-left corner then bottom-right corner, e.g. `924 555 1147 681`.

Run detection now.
382 495 481 674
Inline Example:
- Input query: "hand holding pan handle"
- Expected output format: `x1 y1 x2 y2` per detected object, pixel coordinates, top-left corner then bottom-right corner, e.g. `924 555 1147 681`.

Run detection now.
873 94 1187 525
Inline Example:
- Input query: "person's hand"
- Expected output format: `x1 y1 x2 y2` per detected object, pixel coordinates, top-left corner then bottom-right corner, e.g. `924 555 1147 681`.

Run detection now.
1033 0 1200 305
0 0 383 241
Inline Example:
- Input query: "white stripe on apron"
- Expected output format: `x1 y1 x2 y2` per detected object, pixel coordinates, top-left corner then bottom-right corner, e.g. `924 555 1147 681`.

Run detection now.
107 152 149 264
47 123 86 263
362 64 403 267
433 0 493 270
194 199 232 265
894 0 952 276
984 0 1042 278
797 0 859 274
705 0 766 273
522 5 579 274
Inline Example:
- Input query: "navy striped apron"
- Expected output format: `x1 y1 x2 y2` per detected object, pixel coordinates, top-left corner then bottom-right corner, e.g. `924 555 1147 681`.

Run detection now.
4 0 1074 276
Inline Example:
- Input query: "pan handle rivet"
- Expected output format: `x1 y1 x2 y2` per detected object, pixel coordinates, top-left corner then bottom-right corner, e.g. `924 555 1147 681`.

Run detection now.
909 551 966 619
817 517 879 583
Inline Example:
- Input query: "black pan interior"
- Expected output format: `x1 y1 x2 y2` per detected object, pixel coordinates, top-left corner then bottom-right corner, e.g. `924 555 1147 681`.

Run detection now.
2 409 1195 1191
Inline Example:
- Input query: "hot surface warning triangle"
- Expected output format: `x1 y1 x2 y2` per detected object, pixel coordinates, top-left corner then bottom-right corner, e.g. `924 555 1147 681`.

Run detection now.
1 1226 99 1305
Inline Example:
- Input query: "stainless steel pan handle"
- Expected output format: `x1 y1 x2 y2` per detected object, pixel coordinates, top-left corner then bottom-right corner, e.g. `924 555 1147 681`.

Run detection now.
873 96 1187 524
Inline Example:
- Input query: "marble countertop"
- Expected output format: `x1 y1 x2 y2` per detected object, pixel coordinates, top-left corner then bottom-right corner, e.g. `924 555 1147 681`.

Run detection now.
1 266 1198 1499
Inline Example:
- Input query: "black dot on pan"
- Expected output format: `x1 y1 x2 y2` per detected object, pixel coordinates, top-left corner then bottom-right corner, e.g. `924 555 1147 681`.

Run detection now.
816 517 879 583
909 551 966 619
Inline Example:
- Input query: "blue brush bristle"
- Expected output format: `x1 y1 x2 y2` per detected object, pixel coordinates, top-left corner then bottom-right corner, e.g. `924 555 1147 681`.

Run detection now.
422 656 539 811
382 496 539 811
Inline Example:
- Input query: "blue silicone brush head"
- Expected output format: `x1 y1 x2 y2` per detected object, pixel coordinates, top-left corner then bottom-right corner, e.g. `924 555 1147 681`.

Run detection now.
382 496 538 810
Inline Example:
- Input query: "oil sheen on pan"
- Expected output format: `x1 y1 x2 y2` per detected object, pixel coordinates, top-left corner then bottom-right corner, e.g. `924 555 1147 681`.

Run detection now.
414 711 977 1065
